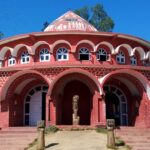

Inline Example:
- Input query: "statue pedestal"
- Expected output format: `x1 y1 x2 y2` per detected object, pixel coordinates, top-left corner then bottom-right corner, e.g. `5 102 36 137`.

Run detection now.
73 114 80 125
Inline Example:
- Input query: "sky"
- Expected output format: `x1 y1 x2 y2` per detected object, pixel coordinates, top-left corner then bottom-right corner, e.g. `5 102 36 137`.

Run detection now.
0 0 150 42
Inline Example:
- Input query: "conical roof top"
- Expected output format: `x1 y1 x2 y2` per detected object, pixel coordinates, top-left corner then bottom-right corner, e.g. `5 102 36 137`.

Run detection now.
44 11 98 32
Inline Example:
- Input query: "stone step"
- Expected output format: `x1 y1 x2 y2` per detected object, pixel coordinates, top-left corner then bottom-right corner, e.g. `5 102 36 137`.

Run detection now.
0 127 37 150
115 127 150 150
2 127 37 132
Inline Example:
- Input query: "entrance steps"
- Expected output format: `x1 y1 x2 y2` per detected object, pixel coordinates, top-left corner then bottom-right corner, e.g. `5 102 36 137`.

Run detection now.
56 125 96 131
115 127 150 150
0 127 37 150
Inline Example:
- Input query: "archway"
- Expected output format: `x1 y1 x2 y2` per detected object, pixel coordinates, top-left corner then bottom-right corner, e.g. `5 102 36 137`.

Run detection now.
104 85 128 126
1 70 50 127
61 80 91 125
49 68 101 126
24 85 48 126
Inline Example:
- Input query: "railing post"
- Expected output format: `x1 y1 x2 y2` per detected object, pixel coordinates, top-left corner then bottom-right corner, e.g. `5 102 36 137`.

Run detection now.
107 119 115 148
37 120 45 150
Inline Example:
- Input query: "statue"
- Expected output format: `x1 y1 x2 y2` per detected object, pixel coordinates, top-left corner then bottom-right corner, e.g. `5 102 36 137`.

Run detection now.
72 95 80 125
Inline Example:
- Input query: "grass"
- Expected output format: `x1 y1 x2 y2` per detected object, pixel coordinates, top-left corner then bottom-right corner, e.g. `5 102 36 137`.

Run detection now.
45 125 59 134
95 127 108 134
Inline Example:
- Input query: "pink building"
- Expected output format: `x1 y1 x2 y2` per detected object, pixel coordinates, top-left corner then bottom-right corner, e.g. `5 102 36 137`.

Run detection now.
0 11 150 128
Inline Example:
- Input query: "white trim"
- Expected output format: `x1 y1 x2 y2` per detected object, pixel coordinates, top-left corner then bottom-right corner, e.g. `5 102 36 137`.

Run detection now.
32 41 51 55
56 47 69 61
115 44 132 56
8 56 16 66
51 40 71 53
96 41 115 54
21 51 30 64
24 85 48 126
39 48 50 62
76 40 95 52
0 47 13 60
116 51 125 64
12 44 32 57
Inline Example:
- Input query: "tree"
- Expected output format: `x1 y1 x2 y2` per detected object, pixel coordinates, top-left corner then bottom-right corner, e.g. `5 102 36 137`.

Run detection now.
0 32 4 40
74 6 89 21
74 4 114 32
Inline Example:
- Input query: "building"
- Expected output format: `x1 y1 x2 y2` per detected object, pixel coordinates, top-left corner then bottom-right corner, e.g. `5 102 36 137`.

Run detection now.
0 11 150 128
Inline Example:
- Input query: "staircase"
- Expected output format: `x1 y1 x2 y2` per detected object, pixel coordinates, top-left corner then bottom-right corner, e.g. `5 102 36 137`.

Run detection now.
0 127 37 150
115 127 150 150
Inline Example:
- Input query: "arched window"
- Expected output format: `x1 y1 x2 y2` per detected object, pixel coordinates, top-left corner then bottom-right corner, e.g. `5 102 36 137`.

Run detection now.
56 47 68 61
0 61 3 67
116 51 125 64
40 48 50 62
130 56 137 65
96 48 108 61
79 47 90 60
21 51 30 64
8 55 16 66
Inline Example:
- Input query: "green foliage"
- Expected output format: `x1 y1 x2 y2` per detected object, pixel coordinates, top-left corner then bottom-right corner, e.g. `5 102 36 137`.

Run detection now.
0 32 4 40
45 126 59 134
95 127 107 134
74 6 89 21
74 3 115 32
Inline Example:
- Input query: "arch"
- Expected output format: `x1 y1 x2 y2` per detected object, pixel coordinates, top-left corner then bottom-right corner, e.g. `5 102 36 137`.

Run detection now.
47 68 102 96
96 41 115 54
131 47 145 60
12 44 33 57
32 41 51 55
75 40 95 52
115 44 132 56
0 47 13 60
51 40 72 53
100 69 150 100
104 84 128 125
145 51 150 61
0 70 51 101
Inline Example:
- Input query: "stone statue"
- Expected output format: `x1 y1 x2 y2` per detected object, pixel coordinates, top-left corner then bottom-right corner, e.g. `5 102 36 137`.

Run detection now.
72 95 80 125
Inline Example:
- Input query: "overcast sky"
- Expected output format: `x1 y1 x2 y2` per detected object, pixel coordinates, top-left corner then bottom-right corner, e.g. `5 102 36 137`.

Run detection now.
0 0 150 41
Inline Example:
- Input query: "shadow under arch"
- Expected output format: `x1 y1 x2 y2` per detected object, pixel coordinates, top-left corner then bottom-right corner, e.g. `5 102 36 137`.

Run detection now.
48 68 102 97
1 70 50 102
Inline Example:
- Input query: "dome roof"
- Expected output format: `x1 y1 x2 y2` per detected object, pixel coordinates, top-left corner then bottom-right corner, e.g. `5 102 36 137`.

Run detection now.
44 11 98 32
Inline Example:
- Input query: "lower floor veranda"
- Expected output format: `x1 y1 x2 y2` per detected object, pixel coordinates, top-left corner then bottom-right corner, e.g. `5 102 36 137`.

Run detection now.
0 68 150 128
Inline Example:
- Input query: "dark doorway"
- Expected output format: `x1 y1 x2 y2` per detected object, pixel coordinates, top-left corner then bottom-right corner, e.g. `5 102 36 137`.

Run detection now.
61 80 91 125
105 92 120 126
42 92 46 120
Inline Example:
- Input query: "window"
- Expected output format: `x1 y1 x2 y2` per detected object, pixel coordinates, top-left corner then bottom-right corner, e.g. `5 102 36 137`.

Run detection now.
116 51 125 64
96 48 108 61
79 47 90 60
130 56 137 65
40 48 50 62
56 47 68 61
0 61 2 67
21 52 30 64
8 56 16 66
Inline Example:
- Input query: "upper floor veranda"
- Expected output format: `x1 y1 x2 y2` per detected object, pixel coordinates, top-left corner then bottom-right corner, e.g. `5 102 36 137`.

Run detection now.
0 31 150 69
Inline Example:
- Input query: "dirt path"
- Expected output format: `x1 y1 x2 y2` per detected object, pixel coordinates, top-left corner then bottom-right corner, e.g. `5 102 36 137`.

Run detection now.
29 130 109 150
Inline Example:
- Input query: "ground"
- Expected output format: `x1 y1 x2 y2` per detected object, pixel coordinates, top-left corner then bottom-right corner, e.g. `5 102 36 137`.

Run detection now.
28 130 109 150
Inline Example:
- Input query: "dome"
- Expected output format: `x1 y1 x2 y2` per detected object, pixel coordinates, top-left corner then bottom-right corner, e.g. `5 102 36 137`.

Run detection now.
44 11 98 32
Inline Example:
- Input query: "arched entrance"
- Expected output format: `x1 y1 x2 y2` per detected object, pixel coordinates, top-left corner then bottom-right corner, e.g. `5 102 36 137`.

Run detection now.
104 85 128 126
0 70 50 127
49 68 101 126
61 80 91 125
24 85 48 126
